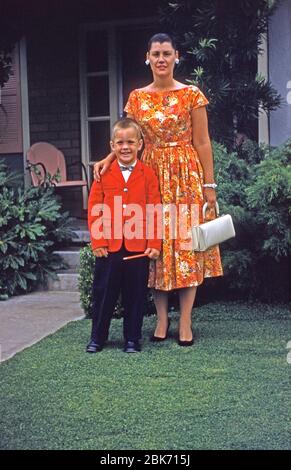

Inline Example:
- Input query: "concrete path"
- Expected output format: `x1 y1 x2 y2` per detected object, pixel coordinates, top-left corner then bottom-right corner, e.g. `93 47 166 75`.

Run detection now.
0 291 85 362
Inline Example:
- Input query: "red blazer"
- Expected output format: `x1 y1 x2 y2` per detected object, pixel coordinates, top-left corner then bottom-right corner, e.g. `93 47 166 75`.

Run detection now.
88 160 162 252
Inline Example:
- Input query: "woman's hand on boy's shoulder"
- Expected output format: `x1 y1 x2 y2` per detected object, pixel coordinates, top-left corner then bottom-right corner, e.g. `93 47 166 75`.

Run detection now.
94 153 115 181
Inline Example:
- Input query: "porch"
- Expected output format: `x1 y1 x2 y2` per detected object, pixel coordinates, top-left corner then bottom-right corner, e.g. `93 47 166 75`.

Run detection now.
0 0 160 218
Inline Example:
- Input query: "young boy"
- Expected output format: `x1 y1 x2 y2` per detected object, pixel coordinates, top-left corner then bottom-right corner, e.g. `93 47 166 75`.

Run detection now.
86 118 161 353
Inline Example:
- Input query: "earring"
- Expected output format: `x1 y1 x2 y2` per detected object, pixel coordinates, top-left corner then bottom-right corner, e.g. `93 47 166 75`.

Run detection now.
145 59 150 66
175 58 180 65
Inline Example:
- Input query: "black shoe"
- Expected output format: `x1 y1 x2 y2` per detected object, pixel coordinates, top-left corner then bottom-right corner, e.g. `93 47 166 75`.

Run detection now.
123 340 141 353
177 335 194 347
150 319 171 342
86 340 103 353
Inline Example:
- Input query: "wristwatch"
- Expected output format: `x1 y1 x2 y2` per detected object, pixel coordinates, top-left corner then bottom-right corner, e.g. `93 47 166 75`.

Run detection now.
203 183 217 189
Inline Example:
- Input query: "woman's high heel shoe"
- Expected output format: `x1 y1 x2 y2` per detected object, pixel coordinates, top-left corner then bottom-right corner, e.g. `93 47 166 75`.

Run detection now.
178 332 194 347
150 319 171 342
178 338 194 347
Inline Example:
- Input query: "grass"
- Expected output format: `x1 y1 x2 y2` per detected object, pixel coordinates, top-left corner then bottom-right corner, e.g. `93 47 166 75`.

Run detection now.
0 301 290 450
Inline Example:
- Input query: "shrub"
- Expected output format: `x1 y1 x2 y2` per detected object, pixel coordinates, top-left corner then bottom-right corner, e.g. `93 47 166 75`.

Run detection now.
246 140 291 259
78 244 156 317
0 161 74 299
200 139 290 302
78 244 95 316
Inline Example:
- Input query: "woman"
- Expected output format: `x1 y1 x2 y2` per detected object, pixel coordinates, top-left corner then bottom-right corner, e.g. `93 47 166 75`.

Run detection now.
94 33 223 346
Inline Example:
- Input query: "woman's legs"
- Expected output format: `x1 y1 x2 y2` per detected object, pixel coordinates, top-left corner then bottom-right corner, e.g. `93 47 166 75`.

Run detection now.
152 289 169 338
178 286 197 341
152 286 197 341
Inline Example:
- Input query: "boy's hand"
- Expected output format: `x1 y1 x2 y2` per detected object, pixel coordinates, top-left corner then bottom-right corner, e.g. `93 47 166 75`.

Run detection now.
144 248 160 260
93 247 108 258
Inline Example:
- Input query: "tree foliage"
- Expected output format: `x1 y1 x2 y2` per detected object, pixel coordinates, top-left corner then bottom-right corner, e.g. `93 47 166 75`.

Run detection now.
159 0 281 147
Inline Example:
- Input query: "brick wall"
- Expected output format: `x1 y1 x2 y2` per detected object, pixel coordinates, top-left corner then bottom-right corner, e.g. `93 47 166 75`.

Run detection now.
27 25 84 215
27 28 81 178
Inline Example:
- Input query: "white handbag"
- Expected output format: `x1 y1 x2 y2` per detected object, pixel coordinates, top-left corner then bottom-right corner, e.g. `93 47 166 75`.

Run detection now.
192 202 235 251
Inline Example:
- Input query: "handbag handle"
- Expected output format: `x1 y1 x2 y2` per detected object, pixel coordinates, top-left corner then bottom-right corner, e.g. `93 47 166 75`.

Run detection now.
202 201 220 220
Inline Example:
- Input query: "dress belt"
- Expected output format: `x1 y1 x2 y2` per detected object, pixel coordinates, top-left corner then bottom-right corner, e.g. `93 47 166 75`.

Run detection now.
145 141 192 148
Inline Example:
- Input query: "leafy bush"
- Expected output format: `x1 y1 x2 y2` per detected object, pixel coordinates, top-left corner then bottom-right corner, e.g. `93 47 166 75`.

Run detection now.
246 140 291 259
78 244 156 317
78 244 95 316
201 139 290 302
0 161 74 299
28 163 61 186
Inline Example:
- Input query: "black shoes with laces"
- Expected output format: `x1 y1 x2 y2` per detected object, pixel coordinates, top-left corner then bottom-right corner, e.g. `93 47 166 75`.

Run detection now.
123 340 141 353
86 340 103 353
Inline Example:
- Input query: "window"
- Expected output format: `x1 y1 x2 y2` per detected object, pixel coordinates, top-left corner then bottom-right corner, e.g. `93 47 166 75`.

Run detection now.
0 44 23 154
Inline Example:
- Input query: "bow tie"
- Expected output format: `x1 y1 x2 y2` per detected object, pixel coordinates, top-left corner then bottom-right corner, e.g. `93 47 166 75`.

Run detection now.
119 165 134 172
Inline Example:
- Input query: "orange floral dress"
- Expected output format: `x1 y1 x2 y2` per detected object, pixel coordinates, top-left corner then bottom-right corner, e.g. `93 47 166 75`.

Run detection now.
124 85 223 291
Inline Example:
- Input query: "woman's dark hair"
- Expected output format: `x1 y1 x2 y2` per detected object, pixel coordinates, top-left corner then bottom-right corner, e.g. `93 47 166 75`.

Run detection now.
147 33 177 51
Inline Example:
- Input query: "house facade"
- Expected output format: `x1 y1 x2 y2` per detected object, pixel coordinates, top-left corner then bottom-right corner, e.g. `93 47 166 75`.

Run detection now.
0 0 159 215
0 0 290 216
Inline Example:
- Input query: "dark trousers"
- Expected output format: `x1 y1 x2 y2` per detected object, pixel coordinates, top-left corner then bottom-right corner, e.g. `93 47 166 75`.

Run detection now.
90 245 149 344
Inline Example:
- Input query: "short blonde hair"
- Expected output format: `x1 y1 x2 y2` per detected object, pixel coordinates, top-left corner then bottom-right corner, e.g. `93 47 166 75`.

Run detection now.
111 117 142 140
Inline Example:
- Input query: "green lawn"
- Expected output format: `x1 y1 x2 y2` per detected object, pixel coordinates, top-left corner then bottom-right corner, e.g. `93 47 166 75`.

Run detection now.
0 302 290 450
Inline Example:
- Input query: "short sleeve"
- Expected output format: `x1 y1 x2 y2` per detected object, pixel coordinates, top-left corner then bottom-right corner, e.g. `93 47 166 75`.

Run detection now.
190 86 209 109
124 90 138 116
